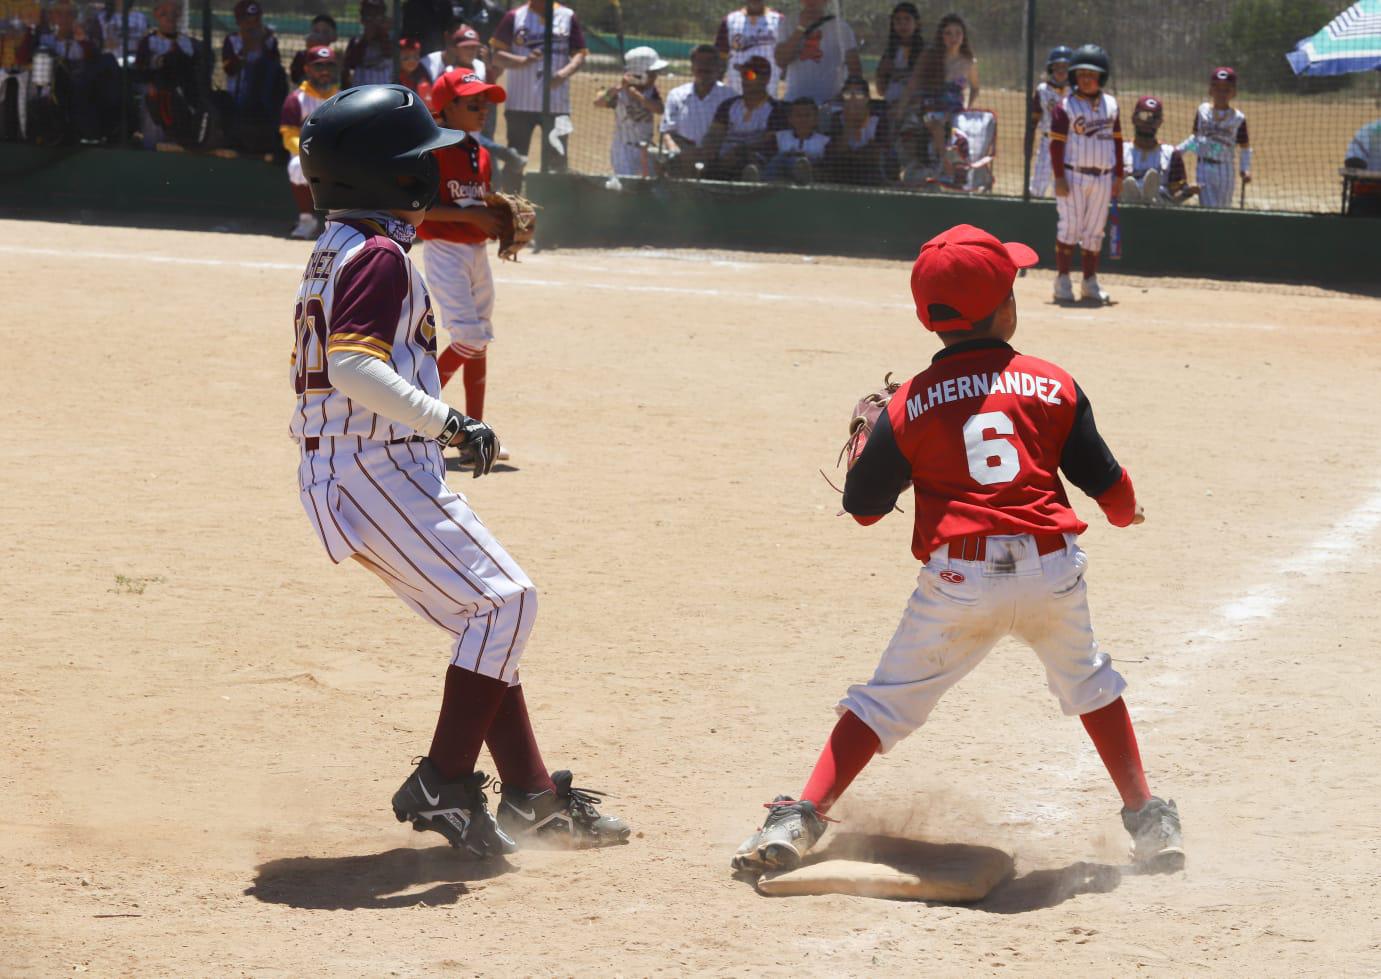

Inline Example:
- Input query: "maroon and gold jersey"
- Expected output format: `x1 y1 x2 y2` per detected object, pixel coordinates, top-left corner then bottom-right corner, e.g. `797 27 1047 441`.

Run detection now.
844 339 1126 560
417 135 492 246
288 217 440 444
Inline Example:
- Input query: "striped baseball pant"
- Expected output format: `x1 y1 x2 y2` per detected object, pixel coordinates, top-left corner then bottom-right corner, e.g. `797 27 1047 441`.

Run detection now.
297 437 536 684
1056 169 1113 251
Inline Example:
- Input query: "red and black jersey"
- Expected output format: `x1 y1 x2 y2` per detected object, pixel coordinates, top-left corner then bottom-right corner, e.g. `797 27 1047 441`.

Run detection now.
417 135 492 245
844 338 1131 560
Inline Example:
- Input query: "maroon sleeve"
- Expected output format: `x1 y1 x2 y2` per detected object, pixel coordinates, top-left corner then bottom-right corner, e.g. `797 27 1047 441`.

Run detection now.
568 13 586 52
1049 104 1068 177
1167 148 1186 188
1113 110 1124 178
221 34 239 75
280 91 303 127
714 17 730 54
492 10 516 47
327 241 408 358
1237 115 1249 146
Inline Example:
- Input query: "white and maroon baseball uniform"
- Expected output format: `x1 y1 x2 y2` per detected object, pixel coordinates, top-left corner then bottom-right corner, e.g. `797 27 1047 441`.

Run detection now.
280 78 336 195
419 134 496 358
1049 90 1122 251
1029 79 1067 197
1123 140 1187 202
291 215 535 683
715 6 784 95
609 81 661 175
491 2 586 115
1181 102 1249 208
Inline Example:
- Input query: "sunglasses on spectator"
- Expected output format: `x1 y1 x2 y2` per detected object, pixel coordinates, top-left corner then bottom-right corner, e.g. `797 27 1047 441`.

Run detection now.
741 69 760 81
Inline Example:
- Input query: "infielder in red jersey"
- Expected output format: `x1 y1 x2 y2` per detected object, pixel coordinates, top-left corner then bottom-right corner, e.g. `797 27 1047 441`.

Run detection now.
732 224 1184 876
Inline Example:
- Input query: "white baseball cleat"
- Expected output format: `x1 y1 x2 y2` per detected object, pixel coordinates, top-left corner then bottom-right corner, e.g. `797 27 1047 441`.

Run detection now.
289 213 320 240
1052 273 1075 302
1142 169 1161 203
1081 275 1112 304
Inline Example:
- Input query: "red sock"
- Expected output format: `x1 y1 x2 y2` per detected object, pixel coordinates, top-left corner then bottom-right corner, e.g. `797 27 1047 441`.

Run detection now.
462 351 487 421
1056 242 1074 275
800 710 880 813
1080 697 1152 811
1081 247 1099 279
290 182 314 214
484 684 556 795
437 346 465 388
428 665 509 781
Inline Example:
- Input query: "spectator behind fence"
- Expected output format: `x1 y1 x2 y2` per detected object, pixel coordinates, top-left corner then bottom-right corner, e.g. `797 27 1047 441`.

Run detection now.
1178 66 1250 209
825 73 889 186
874 2 921 111
716 0 782 96
135 0 211 149
763 95 828 183
594 44 665 177
280 43 336 239
896 12 978 173
90 0 148 66
774 0 859 105
660 42 733 178
35 0 120 144
490 0 587 179
1120 95 1195 205
700 54 786 181
0 9 36 141
423 23 480 84
289 13 335 86
1344 116 1381 217
342 0 394 88
219 0 286 154
398 36 431 99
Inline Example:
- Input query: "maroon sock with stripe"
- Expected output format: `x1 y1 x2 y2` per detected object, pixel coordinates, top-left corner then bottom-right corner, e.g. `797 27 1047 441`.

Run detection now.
1079 697 1152 811
484 685 556 795
428 665 509 781
1056 242 1075 275
462 352 487 421
1081 248 1099 279
800 710 880 814
437 346 465 388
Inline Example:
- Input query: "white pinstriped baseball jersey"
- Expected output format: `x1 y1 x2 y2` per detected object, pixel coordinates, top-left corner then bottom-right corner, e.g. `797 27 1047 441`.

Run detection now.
1052 91 1121 171
289 217 440 445
717 7 784 94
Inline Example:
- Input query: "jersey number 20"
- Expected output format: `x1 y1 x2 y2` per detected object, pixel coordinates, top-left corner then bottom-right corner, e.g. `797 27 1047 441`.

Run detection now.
292 297 330 395
963 411 1020 485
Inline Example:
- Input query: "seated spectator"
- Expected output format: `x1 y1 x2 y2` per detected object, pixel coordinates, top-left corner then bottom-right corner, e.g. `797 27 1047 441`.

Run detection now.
280 43 337 238
218 0 286 154
699 54 785 181
716 0 783 96
89 0 149 66
825 73 889 186
342 0 394 89
398 36 431 100
1120 95 1196 205
289 13 336 86
0 11 36 141
660 42 733 177
34 0 118 144
874 2 921 113
895 12 978 172
773 0 860 105
763 95 829 183
1343 117 1381 217
594 44 666 177
135 0 212 150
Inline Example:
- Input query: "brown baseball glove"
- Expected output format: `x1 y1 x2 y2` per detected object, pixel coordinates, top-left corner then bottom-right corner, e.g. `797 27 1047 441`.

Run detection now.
484 191 539 261
839 372 901 470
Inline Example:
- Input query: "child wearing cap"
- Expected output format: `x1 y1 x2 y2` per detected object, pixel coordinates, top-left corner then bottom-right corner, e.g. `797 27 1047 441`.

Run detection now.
1178 67 1251 208
220 0 286 153
417 71 512 455
397 36 431 101
731 223 1185 878
1122 95 1197 205
280 43 338 239
594 44 667 177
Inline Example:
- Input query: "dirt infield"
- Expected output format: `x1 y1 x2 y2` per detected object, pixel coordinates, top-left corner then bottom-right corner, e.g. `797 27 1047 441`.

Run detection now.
2 219 1380 976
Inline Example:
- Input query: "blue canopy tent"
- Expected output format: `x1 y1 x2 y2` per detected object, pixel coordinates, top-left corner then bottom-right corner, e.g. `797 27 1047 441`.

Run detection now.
1287 0 1381 76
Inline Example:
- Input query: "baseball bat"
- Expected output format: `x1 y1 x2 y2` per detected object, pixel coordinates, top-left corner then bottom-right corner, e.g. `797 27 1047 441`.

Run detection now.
1239 178 1246 210
1108 199 1122 260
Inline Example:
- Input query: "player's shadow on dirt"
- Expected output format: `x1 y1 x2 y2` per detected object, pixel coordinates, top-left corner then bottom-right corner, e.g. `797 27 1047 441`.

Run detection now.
244 846 512 911
976 860 1123 914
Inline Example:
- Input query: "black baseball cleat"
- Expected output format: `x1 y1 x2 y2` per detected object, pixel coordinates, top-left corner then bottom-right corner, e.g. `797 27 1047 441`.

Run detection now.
1122 796 1185 873
497 770 631 847
391 757 517 857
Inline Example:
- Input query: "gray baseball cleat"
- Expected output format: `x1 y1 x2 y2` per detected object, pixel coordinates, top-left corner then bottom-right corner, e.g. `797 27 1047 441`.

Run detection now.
731 796 827 873
497 770 630 846
392 758 517 857
1122 796 1185 872
1081 274 1112 304
1142 169 1161 203
1053 273 1075 302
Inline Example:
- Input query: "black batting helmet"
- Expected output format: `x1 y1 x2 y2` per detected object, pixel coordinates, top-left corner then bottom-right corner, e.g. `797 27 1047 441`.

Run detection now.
1068 43 1110 85
299 84 465 212
1046 45 1073 69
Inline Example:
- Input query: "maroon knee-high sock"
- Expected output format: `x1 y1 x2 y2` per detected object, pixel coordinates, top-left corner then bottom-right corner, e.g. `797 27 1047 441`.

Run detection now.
428 665 510 781
437 346 465 388
484 684 556 795
1056 242 1075 275
1080 697 1152 811
290 182 315 214
461 351 487 421
1081 247 1100 279
800 710 881 814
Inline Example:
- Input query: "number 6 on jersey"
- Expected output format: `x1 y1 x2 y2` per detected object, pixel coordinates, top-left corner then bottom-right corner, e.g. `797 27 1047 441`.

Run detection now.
964 411 1020 485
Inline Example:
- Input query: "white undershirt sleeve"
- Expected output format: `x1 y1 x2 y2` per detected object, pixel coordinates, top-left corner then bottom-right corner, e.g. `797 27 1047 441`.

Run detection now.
327 350 452 439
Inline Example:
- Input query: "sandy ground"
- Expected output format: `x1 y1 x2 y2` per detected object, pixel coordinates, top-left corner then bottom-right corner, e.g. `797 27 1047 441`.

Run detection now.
1 219 1380 976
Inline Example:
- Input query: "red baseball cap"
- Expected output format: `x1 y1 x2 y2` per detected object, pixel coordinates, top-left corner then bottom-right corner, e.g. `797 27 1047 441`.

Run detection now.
910 225 1038 332
399 36 422 51
450 25 481 45
430 70 506 112
304 44 336 64
1211 66 1237 83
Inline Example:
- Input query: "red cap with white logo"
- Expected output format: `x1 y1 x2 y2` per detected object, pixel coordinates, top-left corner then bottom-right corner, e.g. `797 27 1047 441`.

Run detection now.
429 70 506 112
910 224 1038 332
1211 66 1237 83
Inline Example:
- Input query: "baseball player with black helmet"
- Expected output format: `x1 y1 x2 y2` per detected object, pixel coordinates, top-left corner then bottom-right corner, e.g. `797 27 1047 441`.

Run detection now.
1049 43 1122 305
1027 44 1071 198
731 223 1184 878
291 84 628 855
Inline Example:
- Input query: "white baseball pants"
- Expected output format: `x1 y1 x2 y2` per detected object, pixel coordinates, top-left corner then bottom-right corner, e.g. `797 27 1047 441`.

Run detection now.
838 534 1126 754
1196 160 1235 208
1030 136 1053 197
297 438 536 684
1055 170 1113 251
422 238 495 353
287 154 307 186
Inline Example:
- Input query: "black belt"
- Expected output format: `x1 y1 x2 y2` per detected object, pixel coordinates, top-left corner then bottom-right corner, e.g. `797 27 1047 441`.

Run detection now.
302 435 427 452
1072 166 1112 176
